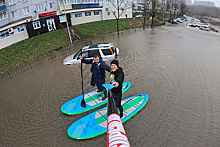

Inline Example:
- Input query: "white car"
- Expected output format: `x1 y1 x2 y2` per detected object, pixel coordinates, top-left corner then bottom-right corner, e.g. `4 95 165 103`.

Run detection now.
63 43 119 65
199 24 210 31
176 18 183 23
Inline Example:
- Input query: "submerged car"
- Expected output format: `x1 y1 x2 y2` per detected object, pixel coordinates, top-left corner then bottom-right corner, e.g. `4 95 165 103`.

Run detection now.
63 43 119 65
168 19 179 24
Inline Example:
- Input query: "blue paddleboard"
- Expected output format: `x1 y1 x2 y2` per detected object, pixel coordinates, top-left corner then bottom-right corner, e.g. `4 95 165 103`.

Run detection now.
68 94 149 139
61 81 131 115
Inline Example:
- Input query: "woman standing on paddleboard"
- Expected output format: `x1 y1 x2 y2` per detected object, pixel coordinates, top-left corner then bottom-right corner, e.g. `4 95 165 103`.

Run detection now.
109 60 124 118
80 55 111 99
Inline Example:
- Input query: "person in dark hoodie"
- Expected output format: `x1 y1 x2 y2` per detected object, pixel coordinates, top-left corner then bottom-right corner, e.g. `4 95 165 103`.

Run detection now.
80 55 111 99
109 59 124 118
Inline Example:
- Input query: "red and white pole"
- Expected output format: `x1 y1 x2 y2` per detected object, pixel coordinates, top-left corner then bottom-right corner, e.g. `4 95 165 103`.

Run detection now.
107 113 130 147
105 85 130 147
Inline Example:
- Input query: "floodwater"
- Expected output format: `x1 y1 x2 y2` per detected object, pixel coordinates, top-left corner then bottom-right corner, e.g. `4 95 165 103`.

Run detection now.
1 25 220 147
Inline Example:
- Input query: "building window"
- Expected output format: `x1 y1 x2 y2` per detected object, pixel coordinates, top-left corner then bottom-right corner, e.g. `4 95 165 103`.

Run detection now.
85 11 91 16
23 7 30 15
49 2 55 9
70 0 76 4
59 0 70 5
113 11 116 16
33 21 41 29
59 15 66 23
75 13 82 18
9 0 15 5
83 0 96 3
11 10 18 18
94 11 99 15
0 30 10 40
0 11 8 20
14 25 25 34
108 12 110 16
36 4 44 11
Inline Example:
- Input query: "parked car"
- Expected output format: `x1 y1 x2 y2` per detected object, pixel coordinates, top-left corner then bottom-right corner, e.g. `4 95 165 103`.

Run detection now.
199 24 210 31
63 43 119 65
176 18 183 23
168 19 179 24
189 22 197 27
135 15 143 19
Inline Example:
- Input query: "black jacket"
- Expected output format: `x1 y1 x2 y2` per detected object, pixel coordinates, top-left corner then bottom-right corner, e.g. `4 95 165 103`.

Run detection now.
109 67 124 94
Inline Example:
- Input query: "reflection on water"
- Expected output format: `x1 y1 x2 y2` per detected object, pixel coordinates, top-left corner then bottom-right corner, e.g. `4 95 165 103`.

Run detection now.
0 26 220 147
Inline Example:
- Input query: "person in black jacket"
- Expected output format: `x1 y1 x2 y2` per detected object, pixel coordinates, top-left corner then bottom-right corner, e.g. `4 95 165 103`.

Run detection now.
109 60 124 118
80 55 111 99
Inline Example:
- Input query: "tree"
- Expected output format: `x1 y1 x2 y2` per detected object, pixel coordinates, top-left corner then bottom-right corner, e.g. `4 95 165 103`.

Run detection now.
108 0 130 36
143 0 160 29
179 0 187 16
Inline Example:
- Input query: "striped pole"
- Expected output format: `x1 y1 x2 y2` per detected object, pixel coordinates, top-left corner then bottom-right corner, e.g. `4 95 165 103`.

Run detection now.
106 88 130 147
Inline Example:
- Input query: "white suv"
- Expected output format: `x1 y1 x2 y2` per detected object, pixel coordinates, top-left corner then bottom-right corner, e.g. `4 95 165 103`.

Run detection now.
63 43 119 65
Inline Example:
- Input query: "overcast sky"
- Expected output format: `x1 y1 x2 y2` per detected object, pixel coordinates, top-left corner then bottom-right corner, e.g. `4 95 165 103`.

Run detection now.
192 0 220 7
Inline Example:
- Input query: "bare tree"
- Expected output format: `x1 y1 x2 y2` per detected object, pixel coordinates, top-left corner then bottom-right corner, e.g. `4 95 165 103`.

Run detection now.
108 0 130 36
143 0 160 29
179 0 187 16
143 1 150 30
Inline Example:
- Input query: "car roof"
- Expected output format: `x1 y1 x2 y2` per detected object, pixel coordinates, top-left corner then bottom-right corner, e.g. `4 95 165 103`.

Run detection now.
82 47 112 51
82 43 113 50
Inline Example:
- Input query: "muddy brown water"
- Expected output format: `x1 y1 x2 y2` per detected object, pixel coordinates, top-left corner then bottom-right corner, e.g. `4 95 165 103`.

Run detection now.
1 26 220 147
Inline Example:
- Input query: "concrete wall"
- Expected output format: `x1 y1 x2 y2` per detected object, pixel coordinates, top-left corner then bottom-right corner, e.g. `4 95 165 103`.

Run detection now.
0 24 28 50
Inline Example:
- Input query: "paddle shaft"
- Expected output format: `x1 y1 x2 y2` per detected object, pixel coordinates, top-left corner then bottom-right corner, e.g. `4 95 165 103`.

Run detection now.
81 50 86 107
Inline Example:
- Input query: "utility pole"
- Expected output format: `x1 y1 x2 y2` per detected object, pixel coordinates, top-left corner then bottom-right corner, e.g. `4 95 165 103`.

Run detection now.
62 0 72 44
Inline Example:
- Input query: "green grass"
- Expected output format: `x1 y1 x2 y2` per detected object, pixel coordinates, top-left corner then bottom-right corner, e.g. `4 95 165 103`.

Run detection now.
0 18 160 74
74 19 145 38
0 30 70 73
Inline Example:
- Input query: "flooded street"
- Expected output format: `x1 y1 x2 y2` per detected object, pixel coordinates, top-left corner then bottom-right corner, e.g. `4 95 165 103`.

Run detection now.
1 26 220 147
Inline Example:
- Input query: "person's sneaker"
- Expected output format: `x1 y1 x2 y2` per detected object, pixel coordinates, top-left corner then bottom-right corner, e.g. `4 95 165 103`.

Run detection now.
102 96 107 100
97 90 102 92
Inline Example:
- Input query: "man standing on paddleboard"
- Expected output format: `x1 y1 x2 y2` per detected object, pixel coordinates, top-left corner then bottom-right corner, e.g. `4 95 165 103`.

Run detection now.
109 59 124 118
80 55 111 99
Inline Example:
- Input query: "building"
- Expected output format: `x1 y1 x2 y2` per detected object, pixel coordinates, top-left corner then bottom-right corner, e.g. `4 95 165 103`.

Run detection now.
185 0 192 5
57 0 132 26
194 1 215 7
0 0 132 50
0 0 63 49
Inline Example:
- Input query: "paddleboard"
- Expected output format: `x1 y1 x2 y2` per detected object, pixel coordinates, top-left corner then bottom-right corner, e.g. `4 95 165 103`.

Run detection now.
61 81 131 115
68 94 149 139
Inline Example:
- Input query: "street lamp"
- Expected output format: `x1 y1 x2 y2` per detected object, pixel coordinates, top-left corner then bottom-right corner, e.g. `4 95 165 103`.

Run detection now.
62 0 72 44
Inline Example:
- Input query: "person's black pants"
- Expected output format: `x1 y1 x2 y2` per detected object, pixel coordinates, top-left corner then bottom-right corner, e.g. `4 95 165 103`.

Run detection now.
112 92 123 117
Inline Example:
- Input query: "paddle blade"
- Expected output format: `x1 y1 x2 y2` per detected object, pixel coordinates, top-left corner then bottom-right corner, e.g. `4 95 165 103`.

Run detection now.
81 97 86 108
102 84 115 90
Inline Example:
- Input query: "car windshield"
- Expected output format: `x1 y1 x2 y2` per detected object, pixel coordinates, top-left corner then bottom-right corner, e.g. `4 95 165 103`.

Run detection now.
73 49 82 59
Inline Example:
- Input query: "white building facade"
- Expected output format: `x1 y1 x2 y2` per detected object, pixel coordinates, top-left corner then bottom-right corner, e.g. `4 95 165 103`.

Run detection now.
0 0 132 50
194 0 215 7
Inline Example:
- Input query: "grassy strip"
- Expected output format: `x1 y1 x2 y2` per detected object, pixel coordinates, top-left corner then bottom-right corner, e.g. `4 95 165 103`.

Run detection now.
0 30 70 74
74 18 146 38
0 18 159 74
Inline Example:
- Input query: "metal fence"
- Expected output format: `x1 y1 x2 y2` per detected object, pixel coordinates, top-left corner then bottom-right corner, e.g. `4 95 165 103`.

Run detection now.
0 28 145 82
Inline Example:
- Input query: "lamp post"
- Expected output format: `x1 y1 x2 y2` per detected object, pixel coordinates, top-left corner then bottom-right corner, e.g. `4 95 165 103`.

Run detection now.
62 0 72 44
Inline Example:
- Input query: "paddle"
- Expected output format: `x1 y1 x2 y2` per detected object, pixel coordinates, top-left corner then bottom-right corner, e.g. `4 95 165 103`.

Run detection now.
80 49 86 108
102 84 117 115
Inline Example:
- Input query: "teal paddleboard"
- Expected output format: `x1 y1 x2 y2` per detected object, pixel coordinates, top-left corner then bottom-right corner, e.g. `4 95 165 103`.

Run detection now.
61 81 131 115
68 94 149 139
